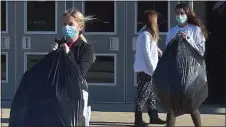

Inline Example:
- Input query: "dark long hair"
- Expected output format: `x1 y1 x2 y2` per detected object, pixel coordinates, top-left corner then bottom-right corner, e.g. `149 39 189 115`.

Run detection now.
175 3 208 39
143 9 160 42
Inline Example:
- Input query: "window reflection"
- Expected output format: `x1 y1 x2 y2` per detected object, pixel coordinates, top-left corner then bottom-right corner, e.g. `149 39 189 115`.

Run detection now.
87 55 115 83
27 1 56 31
27 55 45 70
137 1 168 32
26 55 115 83
84 1 115 32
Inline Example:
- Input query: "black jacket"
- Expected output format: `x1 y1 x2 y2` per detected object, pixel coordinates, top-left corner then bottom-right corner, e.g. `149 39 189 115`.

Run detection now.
67 38 94 78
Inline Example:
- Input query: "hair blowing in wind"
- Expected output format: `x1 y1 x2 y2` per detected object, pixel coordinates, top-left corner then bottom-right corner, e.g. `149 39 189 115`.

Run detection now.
143 9 160 42
63 8 97 42
175 3 209 39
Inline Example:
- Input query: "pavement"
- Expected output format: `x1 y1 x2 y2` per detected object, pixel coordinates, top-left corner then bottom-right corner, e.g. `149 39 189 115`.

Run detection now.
1 103 225 127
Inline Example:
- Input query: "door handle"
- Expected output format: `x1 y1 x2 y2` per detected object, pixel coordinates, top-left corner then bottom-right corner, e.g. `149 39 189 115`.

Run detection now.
110 37 119 51
22 37 31 49
1 36 10 49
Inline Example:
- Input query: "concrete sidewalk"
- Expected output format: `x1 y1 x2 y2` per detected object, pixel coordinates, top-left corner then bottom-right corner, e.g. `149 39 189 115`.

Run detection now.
90 111 225 126
1 108 225 127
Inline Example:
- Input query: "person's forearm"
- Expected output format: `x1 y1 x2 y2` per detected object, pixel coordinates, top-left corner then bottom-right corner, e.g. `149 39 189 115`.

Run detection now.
79 62 92 77
187 39 205 56
157 48 161 54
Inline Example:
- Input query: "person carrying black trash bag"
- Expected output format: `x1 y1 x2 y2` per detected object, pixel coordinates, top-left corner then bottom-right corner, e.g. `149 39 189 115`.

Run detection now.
8 8 94 127
153 3 208 127
133 9 166 127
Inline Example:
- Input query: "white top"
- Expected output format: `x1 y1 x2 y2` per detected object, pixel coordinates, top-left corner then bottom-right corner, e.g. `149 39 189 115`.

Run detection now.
134 28 159 76
165 24 206 56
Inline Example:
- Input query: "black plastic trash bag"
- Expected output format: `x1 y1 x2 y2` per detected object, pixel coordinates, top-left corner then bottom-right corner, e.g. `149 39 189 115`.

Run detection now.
153 37 208 116
9 45 90 127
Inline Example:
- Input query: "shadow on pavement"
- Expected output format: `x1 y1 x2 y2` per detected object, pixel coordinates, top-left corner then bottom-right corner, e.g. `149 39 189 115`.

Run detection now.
90 121 133 126
1 118 9 123
90 103 225 115
1 118 133 127
2 100 225 115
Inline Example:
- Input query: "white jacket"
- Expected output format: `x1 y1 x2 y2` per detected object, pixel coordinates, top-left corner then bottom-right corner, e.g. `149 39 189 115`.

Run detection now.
134 28 159 76
166 24 206 56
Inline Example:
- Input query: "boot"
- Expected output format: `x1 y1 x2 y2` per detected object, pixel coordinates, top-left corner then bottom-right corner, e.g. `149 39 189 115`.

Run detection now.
148 109 166 124
166 113 176 127
134 111 148 127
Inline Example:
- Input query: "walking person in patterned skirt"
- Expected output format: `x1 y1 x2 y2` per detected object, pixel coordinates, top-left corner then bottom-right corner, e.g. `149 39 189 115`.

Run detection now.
133 9 166 127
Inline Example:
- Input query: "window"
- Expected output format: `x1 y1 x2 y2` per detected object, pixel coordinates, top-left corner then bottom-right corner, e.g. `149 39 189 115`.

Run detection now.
1 53 8 82
26 54 116 84
1 1 6 31
136 1 168 33
26 1 56 32
84 1 115 33
86 55 115 83
26 54 46 70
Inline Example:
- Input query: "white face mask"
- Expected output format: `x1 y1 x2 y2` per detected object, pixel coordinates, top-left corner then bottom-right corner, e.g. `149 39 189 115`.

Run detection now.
176 14 188 24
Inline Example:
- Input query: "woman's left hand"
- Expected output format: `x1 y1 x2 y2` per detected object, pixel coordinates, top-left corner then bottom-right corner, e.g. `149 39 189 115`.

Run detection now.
61 43 70 54
179 31 187 39
157 48 163 57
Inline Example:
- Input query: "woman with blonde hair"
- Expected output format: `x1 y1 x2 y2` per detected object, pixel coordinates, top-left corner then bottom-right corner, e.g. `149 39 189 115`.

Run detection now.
133 9 166 127
52 8 94 77
51 8 94 126
8 8 94 127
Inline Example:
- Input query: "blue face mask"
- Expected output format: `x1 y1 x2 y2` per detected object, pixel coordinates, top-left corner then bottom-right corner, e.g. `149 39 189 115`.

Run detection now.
176 15 187 24
62 25 78 39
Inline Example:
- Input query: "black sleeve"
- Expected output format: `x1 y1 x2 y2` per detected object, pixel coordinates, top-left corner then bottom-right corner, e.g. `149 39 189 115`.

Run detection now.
79 43 94 77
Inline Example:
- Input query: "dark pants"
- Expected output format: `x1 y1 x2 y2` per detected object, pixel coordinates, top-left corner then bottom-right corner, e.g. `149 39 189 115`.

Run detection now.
135 72 157 112
166 109 201 127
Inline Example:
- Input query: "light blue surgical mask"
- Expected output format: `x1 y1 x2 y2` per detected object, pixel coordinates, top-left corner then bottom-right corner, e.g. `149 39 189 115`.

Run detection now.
62 25 78 39
176 15 188 24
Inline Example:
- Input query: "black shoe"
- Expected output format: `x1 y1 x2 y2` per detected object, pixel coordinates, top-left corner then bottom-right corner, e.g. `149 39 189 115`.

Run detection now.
148 110 166 124
150 117 166 124
134 111 149 127
134 120 149 127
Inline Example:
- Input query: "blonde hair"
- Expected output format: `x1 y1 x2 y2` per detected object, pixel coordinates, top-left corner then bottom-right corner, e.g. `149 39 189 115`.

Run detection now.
63 8 87 43
144 9 160 42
